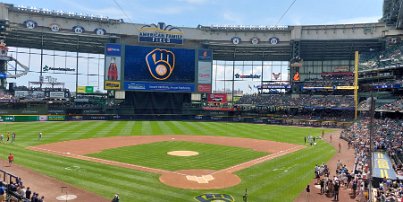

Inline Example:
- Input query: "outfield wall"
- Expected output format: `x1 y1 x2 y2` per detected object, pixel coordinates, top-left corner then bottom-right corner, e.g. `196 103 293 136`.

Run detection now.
0 114 352 128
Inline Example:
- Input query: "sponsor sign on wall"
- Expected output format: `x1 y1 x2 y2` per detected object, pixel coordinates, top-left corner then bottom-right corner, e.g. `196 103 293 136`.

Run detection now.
104 44 122 90
197 84 212 93
49 91 65 98
14 91 29 98
48 115 66 121
198 62 212 84
198 49 212 61
207 93 228 104
77 86 94 93
124 82 195 92
139 22 183 44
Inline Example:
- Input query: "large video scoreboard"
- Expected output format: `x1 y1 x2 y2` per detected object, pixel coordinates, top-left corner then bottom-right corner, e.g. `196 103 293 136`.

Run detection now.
104 44 212 93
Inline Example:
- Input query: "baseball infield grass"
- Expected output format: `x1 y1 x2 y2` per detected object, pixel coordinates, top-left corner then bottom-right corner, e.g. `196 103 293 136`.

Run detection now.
0 121 336 202
87 141 268 171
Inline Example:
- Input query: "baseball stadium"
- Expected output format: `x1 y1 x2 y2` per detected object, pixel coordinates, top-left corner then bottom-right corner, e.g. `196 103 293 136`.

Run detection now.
0 0 402 202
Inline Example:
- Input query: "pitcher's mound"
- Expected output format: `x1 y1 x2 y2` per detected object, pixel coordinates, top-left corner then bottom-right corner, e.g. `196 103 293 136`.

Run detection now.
167 151 199 157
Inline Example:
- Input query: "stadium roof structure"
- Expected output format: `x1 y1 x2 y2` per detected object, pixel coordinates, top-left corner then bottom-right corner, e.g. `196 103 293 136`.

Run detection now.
382 0 403 29
0 2 399 61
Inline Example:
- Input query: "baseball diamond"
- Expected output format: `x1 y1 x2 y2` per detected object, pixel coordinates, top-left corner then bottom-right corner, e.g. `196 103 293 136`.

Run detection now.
0 121 335 201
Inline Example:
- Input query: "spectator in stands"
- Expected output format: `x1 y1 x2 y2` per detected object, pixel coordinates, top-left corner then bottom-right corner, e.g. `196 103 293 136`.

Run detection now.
31 192 38 202
25 187 31 199
0 184 4 202
334 181 340 201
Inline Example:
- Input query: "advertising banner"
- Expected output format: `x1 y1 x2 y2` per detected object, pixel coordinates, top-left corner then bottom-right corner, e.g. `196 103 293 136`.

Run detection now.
198 61 212 84
198 49 212 61
78 86 94 93
14 116 39 122
197 84 212 93
124 82 195 92
85 86 94 93
336 86 357 90
105 81 121 90
49 91 65 98
77 86 86 93
14 91 29 98
48 115 66 121
0 116 15 122
207 93 228 104
105 44 122 90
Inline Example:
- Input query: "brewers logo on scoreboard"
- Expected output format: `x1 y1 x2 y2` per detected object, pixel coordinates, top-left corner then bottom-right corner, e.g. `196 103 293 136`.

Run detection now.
146 48 175 81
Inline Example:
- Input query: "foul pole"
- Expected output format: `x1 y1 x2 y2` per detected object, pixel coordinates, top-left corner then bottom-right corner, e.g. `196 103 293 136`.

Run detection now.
354 51 359 120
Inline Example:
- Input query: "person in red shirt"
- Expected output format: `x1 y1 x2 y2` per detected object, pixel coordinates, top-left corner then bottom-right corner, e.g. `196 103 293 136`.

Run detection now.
107 57 118 81
8 153 14 166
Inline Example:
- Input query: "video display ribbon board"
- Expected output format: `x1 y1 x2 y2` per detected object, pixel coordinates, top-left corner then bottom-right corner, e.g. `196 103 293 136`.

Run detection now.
123 45 196 93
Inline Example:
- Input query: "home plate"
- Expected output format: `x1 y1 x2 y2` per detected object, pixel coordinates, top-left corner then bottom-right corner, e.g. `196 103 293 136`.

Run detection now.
186 175 214 184
56 194 77 201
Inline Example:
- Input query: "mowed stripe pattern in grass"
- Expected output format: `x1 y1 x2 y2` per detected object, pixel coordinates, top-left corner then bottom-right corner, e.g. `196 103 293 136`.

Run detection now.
0 121 335 202
87 141 268 171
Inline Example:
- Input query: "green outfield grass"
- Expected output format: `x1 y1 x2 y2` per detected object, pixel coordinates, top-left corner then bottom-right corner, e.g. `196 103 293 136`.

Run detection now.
0 121 336 202
87 141 268 171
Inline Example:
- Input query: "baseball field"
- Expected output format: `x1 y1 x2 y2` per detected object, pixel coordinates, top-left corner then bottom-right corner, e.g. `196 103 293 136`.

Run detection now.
0 121 336 201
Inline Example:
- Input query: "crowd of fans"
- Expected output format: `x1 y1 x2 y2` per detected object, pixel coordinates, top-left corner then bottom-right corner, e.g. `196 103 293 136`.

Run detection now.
0 91 16 103
359 97 403 112
303 79 353 87
378 98 403 112
237 94 354 108
340 118 403 202
360 44 403 70
371 80 403 88
303 72 354 88
0 175 44 202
